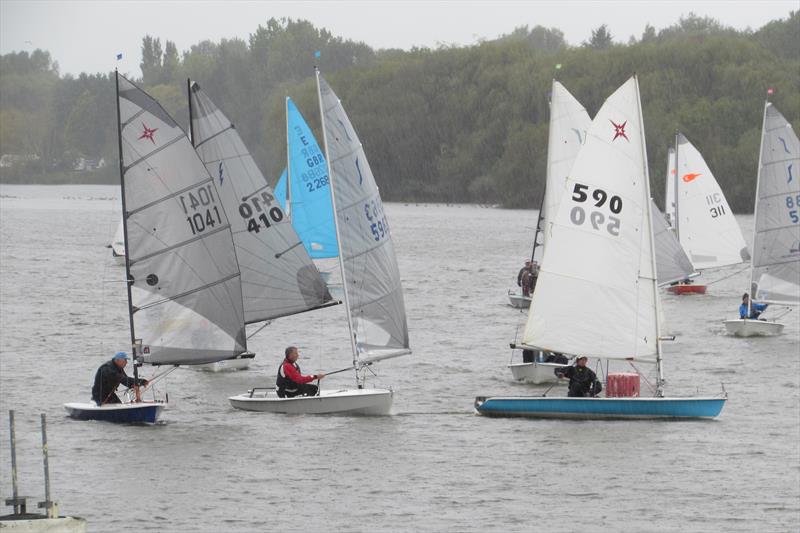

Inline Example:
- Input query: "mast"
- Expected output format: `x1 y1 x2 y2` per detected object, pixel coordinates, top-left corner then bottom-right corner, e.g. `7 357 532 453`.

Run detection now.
115 71 140 393
285 96 292 220
315 68 360 381
636 75 666 394
187 78 195 146
673 131 680 242
748 99 770 315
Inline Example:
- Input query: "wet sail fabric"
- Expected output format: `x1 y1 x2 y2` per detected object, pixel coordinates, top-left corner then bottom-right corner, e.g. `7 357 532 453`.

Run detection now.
664 147 677 228
675 133 749 270
116 73 246 365
274 98 339 259
189 82 331 323
542 81 591 249
652 199 695 286
750 102 800 305
523 76 659 362
317 73 410 359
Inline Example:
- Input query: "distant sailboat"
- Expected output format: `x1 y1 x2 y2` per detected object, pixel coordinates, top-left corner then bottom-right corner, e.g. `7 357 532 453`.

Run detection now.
187 81 336 370
651 199 696 286
230 70 411 414
476 76 726 419
109 219 125 265
507 79 590 384
724 101 799 336
65 73 249 423
666 132 750 294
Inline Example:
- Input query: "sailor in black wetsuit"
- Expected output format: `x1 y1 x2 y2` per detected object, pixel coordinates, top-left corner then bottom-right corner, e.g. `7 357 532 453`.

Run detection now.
557 356 602 397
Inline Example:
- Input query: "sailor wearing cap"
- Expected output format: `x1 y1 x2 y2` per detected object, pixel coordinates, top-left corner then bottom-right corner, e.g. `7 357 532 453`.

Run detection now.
91 351 149 405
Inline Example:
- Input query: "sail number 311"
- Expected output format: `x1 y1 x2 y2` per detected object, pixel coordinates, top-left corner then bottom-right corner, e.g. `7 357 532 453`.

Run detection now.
570 183 622 236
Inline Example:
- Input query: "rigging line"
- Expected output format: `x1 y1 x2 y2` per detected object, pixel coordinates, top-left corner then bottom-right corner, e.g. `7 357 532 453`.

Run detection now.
275 240 303 258
705 265 749 286
246 320 272 340
193 124 234 149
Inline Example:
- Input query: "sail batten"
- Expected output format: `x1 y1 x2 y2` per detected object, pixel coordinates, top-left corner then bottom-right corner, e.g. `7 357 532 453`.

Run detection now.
116 73 246 366
317 73 410 359
189 81 332 324
750 102 800 305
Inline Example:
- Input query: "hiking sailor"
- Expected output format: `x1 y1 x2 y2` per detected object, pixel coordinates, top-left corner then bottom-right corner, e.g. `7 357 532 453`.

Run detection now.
276 346 326 398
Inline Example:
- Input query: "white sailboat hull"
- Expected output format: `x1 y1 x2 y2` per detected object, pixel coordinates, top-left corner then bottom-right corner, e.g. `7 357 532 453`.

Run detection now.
229 388 393 415
507 362 566 384
507 290 531 308
723 319 784 337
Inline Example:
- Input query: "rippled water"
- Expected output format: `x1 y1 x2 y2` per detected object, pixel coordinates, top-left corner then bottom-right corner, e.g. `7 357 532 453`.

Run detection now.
1 185 798 532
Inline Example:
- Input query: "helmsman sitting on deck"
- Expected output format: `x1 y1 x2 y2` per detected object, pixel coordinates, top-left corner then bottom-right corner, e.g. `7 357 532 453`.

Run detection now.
556 356 602 397
739 293 768 320
277 346 326 398
91 351 148 405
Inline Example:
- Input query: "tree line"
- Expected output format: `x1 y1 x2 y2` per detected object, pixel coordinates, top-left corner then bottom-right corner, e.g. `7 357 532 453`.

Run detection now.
0 13 797 211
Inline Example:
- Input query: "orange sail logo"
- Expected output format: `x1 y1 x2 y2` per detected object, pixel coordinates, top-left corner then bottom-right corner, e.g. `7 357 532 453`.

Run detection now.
682 173 701 183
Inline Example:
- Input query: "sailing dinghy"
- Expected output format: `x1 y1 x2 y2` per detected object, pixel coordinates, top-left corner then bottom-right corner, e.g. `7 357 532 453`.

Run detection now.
187 81 335 370
724 101 799 336
476 76 726 419
229 70 411 415
666 133 750 294
508 80 590 384
109 219 125 265
65 73 249 423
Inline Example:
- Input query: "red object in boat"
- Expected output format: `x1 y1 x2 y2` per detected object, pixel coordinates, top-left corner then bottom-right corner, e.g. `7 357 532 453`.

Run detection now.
606 373 640 398
667 283 707 295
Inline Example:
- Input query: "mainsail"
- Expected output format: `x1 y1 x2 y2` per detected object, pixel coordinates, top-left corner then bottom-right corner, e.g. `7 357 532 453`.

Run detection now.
524 76 659 362
188 81 332 324
750 102 800 305
317 72 410 362
274 97 339 259
542 81 591 249
651 199 696 285
664 147 676 227
116 73 246 365
675 133 749 270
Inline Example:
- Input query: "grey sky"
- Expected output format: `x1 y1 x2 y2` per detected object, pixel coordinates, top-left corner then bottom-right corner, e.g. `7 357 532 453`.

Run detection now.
1 0 796 77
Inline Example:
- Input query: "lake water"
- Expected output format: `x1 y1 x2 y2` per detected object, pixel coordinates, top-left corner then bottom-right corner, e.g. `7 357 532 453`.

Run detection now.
0 184 798 532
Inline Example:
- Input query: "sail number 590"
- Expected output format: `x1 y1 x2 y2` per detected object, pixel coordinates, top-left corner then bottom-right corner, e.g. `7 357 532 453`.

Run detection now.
570 183 622 236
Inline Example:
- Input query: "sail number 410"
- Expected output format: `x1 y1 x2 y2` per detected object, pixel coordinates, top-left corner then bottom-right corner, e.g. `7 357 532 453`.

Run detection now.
239 191 285 233
570 183 622 236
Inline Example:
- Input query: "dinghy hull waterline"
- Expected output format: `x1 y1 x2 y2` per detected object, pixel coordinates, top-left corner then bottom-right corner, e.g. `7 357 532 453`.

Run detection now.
666 284 707 295
507 291 531 309
474 396 726 419
507 362 565 384
723 319 784 337
229 388 393 415
63 402 164 424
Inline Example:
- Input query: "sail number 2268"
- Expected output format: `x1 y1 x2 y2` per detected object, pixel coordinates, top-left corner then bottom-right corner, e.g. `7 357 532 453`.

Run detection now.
569 183 622 236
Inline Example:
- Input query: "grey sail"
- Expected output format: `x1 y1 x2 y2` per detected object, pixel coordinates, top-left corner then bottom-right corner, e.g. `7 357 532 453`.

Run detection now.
751 103 800 305
189 81 332 323
317 73 410 361
651 199 696 286
116 74 246 365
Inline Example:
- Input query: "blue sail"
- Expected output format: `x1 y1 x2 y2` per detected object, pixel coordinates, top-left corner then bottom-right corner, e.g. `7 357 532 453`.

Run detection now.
274 98 338 259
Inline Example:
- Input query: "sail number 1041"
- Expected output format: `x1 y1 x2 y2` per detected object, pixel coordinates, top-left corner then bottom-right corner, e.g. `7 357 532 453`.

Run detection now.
180 184 223 235
569 183 622 236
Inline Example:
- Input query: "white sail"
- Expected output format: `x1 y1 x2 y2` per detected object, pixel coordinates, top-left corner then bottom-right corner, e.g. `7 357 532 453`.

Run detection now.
116 73 246 365
675 133 749 270
664 147 676 228
523 76 659 362
652 199 696 285
317 73 410 359
111 219 125 256
542 81 591 249
188 81 332 323
750 102 800 305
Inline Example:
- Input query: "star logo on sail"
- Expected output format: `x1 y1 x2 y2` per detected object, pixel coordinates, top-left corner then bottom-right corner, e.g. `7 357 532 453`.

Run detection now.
682 173 701 183
610 120 628 141
138 123 158 144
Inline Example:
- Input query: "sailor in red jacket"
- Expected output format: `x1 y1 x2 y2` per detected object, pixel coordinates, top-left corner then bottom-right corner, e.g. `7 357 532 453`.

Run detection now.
276 346 326 398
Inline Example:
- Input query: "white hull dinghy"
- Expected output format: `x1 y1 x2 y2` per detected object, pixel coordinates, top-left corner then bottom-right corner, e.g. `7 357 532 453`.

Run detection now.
229 388 392 415
725 101 799 335
477 76 727 420
723 318 784 337
507 290 531 309
508 361 566 385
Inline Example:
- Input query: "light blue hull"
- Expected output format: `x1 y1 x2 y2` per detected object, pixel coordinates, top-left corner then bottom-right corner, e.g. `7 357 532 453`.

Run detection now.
474 396 726 419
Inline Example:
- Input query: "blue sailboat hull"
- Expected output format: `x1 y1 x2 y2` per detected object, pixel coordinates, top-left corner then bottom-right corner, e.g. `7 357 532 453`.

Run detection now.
63 402 164 424
474 396 726 419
